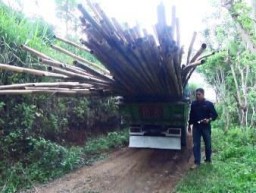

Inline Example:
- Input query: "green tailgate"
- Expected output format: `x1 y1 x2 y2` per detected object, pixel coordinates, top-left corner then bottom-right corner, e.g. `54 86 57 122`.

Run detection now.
120 102 189 126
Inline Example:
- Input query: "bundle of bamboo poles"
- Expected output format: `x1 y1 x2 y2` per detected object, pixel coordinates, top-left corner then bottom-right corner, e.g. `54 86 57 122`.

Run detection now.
77 1 213 100
0 43 114 95
0 2 214 97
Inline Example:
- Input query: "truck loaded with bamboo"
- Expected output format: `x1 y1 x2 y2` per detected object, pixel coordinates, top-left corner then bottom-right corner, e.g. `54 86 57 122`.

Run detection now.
0 1 213 96
0 2 214 149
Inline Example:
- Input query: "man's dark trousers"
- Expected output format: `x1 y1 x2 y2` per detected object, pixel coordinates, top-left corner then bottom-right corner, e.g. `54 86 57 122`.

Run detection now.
193 126 211 165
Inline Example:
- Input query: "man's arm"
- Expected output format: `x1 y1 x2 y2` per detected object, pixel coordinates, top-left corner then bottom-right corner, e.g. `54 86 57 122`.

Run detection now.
209 102 218 121
188 102 195 133
188 102 195 125
202 102 218 124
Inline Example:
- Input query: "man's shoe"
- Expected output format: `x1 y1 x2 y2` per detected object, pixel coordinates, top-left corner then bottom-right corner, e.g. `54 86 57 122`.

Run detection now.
204 159 211 164
190 164 199 170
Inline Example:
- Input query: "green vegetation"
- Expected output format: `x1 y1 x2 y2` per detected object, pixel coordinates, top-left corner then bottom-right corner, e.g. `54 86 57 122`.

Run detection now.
175 1 256 192
198 0 256 129
0 1 124 193
0 1 119 143
0 0 255 193
174 128 256 193
0 129 128 193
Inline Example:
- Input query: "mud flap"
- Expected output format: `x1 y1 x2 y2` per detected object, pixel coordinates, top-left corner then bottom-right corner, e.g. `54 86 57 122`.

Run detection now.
129 136 181 150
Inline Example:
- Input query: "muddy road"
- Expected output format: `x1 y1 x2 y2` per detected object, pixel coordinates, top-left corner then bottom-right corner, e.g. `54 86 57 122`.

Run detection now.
29 137 193 193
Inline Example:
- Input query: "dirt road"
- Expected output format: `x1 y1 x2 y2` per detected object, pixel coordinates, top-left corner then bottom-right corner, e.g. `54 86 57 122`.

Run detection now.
30 138 193 193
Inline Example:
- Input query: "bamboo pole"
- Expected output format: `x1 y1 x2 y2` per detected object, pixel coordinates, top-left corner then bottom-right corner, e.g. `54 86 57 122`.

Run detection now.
85 0 103 22
135 39 162 93
0 90 92 95
176 18 180 47
141 35 166 94
39 58 64 68
53 35 90 52
47 66 110 85
165 56 180 96
39 58 99 78
173 50 183 96
78 3 146 94
189 43 207 63
24 87 71 90
79 39 137 93
94 2 127 44
182 60 205 72
186 32 197 65
179 46 184 67
21 45 56 61
0 63 68 78
118 47 156 93
157 2 167 30
78 4 110 46
131 47 159 93
111 18 127 42
24 87 100 94
73 60 113 82
197 52 215 61
0 82 93 90
88 44 145 93
94 3 117 38
50 44 109 74
171 5 176 40
183 60 206 87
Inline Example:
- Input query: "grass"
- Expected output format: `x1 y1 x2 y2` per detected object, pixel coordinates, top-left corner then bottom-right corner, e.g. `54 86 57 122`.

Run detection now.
81 129 129 165
0 2 101 71
174 127 256 193
0 129 129 193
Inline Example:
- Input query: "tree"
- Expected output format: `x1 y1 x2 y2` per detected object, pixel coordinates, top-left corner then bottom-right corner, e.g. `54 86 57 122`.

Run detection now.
222 0 256 53
198 0 256 128
55 0 80 37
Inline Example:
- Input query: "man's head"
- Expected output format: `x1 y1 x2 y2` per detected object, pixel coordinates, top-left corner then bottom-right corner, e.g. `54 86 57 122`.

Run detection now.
195 88 205 101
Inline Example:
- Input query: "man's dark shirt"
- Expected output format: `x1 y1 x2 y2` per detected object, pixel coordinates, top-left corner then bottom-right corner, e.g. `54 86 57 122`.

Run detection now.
189 99 218 128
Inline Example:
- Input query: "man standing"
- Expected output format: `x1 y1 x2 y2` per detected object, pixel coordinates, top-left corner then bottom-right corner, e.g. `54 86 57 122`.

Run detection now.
188 88 218 169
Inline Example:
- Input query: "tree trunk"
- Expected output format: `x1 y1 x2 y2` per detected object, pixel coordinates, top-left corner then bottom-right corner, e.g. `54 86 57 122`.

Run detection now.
250 105 256 127
213 65 231 130
229 58 251 127
251 0 256 20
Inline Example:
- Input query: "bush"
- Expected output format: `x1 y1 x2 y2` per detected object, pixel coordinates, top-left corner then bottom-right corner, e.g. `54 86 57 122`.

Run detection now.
0 129 129 192
26 138 83 181
83 129 129 155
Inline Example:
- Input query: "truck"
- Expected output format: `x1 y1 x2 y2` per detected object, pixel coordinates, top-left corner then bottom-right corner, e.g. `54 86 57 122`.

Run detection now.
119 97 190 150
